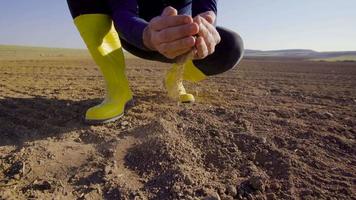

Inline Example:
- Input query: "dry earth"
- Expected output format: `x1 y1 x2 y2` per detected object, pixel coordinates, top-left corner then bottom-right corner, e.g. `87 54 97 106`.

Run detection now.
0 54 355 200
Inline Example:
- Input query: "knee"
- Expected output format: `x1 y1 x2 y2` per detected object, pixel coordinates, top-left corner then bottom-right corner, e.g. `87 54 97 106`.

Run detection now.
193 27 244 76
216 27 244 73
230 30 245 64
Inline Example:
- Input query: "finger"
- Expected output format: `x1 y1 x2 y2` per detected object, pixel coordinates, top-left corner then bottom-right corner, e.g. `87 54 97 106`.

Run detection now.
158 36 195 54
156 23 199 43
200 30 215 54
168 47 193 59
195 36 209 59
150 15 193 31
161 6 177 17
204 15 214 24
199 11 216 24
195 16 209 38
193 15 203 26
201 19 221 44
196 19 212 44
197 19 218 53
206 36 216 54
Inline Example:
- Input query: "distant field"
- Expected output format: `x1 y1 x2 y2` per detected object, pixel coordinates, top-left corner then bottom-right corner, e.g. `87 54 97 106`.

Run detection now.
245 49 356 62
2 45 355 63
0 45 89 60
311 55 356 62
0 45 137 60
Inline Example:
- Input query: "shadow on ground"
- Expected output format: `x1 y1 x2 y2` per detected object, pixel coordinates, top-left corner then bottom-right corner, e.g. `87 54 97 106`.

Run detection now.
0 97 100 147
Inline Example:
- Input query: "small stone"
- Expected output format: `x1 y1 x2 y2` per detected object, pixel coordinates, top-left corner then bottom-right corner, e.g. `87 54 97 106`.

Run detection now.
84 189 101 199
47 154 55 160
230 173 238 180
221 195 234 200
266 193 277 200
226 185 237 197
74 138 82 143
217 187 226 195
261 137 267 144
255 193 267 200
185 195 194 200
270 88 281 94
247 194 254 200
270 182 281 190
32 180 52 191
121 121 129 126
172 184 181 192
248 153 256 161
247 162 258 173
324 112 333 118
183 188 193 196
195 188 208 196
90 184 102 194
20 148 26 153
262 149 269 155
249 176 265 192
203 192 221 200
184 175 194 185
14 174 21 180
104 166 113 175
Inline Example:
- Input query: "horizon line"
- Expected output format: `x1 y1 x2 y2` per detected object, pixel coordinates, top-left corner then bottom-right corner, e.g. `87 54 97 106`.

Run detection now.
1 44 355 53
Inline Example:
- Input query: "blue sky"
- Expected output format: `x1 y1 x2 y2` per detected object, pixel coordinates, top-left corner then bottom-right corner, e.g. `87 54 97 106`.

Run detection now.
0 0 355 51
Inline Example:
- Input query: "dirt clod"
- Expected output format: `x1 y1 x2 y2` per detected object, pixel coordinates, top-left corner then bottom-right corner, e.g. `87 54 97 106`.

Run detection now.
203 192 221 200
248 176 266 192
266 193 277 200
226 185 238 197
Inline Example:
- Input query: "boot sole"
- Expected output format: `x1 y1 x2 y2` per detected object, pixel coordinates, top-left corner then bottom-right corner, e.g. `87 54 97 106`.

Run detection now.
84 98 135 125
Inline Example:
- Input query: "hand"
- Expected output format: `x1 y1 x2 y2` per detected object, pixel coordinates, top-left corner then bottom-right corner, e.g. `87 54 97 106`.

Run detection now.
143 7 199 59
193 11 221 60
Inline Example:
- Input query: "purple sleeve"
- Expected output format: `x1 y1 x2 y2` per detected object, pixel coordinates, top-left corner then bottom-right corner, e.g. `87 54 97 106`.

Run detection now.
192 0 218 17
108 0 149 50
107 0 218 50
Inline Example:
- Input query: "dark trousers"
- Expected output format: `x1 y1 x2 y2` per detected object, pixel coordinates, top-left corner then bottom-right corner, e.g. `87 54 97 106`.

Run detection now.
67 0 244 76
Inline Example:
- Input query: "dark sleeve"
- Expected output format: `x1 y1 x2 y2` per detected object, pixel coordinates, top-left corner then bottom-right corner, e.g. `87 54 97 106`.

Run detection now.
192 0 218 17
107 0 149 50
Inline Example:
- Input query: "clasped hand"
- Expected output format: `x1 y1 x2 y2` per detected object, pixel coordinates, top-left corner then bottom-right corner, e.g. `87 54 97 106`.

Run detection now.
143 7 221 60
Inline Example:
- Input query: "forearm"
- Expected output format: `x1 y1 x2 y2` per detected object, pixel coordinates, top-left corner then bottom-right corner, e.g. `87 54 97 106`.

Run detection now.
112 11 148 50
108 0 149 50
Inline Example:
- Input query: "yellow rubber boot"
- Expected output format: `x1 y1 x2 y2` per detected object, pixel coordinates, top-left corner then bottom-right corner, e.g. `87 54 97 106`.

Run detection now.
165 63 195 103
165 60 206 103
183 60 207 83
74 14 133 124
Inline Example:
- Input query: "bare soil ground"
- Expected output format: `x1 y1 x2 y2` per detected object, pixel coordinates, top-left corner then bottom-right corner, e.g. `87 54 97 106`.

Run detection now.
0 54 355 200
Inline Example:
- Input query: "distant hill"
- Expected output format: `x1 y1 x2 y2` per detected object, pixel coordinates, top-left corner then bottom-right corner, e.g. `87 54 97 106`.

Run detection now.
0 45 355 62
244 49 356 61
